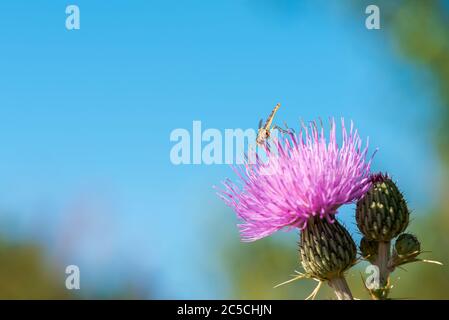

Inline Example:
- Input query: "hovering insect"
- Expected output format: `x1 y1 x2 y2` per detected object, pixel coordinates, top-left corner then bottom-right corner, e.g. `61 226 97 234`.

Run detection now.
256 103 294 146
256 103 281 145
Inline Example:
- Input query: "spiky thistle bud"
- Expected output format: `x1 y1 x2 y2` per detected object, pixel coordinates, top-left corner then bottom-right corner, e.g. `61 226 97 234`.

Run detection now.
299 216 356 281
356 173 409 242
395 233 420 258
360 236 378 263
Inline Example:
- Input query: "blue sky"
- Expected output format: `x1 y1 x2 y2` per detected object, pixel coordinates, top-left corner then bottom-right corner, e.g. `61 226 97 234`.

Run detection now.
0 1 443 298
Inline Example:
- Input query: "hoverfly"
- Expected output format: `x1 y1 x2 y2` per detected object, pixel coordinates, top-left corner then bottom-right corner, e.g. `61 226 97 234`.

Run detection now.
256 103 294 146
256 103 281 145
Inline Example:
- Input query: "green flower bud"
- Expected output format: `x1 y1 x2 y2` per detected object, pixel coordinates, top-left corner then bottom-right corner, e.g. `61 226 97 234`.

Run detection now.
299 216 356 281
360 236 378 262
356 173 409 242
395 233 420 257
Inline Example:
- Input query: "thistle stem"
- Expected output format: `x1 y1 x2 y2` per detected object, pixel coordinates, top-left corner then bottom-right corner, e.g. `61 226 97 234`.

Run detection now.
375 241 391 286
328 276 353 300
372 241 391 299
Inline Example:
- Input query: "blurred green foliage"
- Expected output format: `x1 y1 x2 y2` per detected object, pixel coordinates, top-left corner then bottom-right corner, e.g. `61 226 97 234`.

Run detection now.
0 238 73 299
0 237 148 299
383 0 449 163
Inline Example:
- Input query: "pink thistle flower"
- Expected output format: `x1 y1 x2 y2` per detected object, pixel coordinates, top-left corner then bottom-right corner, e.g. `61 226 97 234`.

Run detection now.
217 118 376 242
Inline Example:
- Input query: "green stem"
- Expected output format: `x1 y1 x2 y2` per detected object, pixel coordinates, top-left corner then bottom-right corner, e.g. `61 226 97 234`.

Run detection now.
328 276 353 300
372 241 391 299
